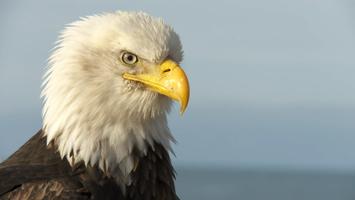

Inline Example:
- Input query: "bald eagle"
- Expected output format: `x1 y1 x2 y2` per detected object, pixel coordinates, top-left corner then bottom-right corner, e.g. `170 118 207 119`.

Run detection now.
0 11 189 200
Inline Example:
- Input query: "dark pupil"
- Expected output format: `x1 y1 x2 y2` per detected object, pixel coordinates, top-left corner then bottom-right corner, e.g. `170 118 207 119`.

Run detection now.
126 55 133 62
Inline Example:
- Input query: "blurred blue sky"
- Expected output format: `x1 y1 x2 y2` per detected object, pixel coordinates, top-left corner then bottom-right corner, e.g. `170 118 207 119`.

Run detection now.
0 0 355 171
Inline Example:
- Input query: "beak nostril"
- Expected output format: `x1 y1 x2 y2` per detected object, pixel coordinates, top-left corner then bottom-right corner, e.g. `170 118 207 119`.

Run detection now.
163 69 171 73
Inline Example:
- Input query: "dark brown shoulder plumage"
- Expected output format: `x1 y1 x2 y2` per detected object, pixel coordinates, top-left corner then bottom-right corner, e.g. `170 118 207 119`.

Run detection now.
0 130 92 200
0 130 179 200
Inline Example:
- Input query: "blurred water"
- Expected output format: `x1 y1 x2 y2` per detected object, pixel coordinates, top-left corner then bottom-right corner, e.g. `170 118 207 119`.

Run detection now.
176 168 355 200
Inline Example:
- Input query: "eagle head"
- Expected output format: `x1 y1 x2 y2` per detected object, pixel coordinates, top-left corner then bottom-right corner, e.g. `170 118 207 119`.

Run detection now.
41 11 189 180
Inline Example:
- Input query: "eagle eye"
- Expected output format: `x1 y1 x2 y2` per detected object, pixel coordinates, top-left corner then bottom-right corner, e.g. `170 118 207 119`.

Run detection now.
121 52 138 65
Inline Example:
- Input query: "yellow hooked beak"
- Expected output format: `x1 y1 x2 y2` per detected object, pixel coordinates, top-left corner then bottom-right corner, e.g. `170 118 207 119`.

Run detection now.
123 59 190 114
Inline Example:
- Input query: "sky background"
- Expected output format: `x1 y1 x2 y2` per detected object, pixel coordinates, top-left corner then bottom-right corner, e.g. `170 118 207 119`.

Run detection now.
0 0 355 172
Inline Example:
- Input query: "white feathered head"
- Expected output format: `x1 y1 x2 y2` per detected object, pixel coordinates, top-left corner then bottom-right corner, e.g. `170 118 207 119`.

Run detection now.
41 11 189 179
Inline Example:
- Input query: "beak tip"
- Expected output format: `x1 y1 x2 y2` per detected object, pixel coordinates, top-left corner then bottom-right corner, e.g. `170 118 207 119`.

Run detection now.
179 109 185 116
179 102 188 115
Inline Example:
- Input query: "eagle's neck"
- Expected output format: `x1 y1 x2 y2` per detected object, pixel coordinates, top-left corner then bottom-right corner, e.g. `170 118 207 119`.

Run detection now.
43 111 174 185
